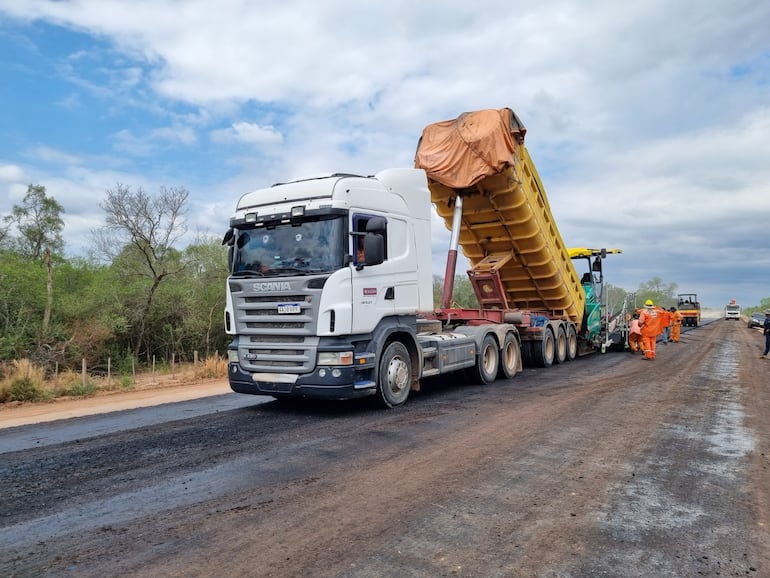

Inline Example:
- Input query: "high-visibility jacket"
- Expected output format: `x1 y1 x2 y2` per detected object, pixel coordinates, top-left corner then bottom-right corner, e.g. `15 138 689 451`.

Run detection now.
638 306 662 337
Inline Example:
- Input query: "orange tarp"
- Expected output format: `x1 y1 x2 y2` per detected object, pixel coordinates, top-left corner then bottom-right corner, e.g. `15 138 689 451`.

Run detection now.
414 108 526 189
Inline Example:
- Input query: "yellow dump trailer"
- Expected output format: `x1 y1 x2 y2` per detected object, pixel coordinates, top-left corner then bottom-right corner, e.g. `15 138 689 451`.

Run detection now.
416 108 619 364
427 146 585 325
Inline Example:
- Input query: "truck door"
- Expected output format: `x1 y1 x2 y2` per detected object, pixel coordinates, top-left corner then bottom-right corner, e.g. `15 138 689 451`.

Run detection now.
350 213 397 334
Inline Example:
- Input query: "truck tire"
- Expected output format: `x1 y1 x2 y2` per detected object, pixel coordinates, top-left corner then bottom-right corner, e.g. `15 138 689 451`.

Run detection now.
554 325 567 364
566 325 578 361
468 334 500 385
498 332 520 379
376 341 411 408
532 327 555 368
521 341 534 367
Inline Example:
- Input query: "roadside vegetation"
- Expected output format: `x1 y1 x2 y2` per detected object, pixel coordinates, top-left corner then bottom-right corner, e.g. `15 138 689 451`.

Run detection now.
0 184 229 404
0 355 228 404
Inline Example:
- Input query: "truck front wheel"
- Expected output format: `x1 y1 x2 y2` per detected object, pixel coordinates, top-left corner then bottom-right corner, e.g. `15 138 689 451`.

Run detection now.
376 341 412 408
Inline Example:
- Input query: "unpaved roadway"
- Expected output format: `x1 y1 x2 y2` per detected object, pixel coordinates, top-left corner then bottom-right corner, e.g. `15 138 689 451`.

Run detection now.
1 318 769 577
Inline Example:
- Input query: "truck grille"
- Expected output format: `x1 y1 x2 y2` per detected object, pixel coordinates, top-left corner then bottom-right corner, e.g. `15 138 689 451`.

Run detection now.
229 278 322 373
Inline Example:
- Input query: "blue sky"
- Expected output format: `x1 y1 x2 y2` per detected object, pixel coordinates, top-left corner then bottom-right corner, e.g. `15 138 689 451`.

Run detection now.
1 0 769 309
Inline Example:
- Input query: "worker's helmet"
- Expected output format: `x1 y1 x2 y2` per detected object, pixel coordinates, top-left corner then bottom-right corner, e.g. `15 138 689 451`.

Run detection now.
644 299 654 306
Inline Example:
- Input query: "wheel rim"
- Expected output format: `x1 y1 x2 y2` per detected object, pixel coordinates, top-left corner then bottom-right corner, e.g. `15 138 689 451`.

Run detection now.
503 341 516 371
500 335 519 378
567 326 578 359
386 355 409 395
483 344 497 375
544 331 554 362
556 329 567 362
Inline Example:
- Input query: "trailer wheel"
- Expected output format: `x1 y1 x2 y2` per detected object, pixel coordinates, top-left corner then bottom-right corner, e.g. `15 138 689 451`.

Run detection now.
533 327 555 368
521 341 534 367
468 334 499 384
376 341 411 408
498 332 520 379
554 326 567 364
566 325 578 361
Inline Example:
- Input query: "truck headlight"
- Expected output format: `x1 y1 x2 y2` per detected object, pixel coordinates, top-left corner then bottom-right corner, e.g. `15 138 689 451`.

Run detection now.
317 351 354 366
227 350 239 363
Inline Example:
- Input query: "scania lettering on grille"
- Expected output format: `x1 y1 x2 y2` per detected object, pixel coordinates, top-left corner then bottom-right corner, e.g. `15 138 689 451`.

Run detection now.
252 281 292 292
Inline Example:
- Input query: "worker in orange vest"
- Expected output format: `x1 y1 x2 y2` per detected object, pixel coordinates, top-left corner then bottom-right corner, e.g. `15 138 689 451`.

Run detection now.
628 311 643 354
638 299 663 360
669 306 683 342
659 306 672 344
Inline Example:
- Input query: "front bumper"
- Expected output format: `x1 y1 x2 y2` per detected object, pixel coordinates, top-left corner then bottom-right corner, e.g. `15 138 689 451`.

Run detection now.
228 362 376 400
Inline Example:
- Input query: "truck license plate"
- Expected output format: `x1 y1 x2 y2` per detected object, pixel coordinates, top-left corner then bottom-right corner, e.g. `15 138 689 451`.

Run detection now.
277 303 301 314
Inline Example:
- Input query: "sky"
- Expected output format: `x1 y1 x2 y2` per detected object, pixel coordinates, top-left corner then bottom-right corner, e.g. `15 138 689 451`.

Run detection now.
0 0 769 309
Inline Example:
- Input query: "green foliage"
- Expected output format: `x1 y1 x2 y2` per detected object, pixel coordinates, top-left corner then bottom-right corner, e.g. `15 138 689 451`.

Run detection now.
603 283 628 316
635 277 678 310
60 380 98 397
0 250 47 357
9 377 43 402
4 184 65 259
745 297 770 315
432 275 480 308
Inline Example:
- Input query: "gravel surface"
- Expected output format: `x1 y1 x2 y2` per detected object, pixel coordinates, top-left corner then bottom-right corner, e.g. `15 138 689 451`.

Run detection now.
1 318 768 577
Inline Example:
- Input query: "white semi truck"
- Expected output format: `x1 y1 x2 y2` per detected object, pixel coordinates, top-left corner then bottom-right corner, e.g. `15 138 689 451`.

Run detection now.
725 299 741 320
222 108 621 407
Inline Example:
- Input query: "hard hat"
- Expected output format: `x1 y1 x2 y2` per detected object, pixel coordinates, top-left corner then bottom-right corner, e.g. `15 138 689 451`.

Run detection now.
764 309 770 315
644 299 654 306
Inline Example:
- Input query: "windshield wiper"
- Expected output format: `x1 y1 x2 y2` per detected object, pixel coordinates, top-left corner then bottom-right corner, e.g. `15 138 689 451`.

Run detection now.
231 269 265 277
268 267 309 275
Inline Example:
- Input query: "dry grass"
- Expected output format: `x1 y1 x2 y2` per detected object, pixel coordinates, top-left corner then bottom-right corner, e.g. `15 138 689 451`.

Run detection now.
0 354 229 404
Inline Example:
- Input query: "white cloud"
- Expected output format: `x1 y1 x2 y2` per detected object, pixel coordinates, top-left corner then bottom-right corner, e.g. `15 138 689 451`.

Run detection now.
210 122 282 145
0 164 25 182
0 0 769 307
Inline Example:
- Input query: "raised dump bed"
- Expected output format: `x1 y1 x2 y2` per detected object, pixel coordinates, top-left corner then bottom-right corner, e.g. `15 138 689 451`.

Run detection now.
416 108 585 325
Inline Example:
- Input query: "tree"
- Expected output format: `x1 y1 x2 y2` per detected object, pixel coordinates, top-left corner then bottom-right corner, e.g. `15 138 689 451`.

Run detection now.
95 184 189 360
636 277 678 309
0 250 47 360
432 275 480 308
5 184 65 260
604 283 628 316
178 236 229 357
4 184 65 335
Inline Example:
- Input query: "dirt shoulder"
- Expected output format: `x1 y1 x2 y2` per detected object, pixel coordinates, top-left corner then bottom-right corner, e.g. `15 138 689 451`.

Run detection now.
0 378 232 429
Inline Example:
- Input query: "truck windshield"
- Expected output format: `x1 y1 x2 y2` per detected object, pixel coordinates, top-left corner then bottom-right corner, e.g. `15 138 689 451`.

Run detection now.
232 215 346 276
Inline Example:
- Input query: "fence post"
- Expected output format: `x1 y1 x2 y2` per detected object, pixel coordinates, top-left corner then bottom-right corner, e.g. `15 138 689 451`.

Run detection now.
82 358 87 388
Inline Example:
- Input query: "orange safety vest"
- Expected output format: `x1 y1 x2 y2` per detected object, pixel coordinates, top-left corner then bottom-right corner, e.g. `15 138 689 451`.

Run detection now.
638 306 662 337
